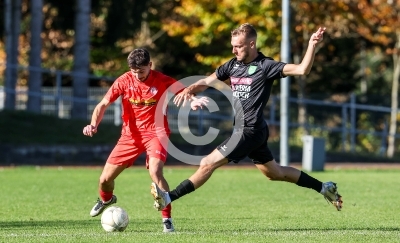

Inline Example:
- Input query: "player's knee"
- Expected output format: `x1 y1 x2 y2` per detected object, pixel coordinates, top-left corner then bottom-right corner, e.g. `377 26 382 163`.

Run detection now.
99 175 113 186
264 168 285 181
265 171 280 180
198 162 215 175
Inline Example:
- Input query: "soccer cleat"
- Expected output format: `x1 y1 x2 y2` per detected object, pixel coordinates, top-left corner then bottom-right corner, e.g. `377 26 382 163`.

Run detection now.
150 182 171 211
321 182 343 211
90 195 117 217
163 218 175 233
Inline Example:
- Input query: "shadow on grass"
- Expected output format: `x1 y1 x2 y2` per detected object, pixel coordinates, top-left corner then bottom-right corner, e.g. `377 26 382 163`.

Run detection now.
177 218 400 232
270 227 400 232
0 220 96 229
0 219 156 231
1 219 399 233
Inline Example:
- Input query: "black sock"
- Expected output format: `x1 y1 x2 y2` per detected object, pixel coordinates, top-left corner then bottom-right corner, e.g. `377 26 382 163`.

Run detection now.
168 179 195 202
296 171 323 193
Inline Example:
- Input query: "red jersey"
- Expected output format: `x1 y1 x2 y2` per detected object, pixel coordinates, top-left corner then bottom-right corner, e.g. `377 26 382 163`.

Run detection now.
104 70 185 137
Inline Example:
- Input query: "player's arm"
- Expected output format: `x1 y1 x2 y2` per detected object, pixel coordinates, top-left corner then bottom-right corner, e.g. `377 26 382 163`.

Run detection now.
83 98 112 137
187 76 229 110
173 73 220 107
188 72 221 93
282 27 326 77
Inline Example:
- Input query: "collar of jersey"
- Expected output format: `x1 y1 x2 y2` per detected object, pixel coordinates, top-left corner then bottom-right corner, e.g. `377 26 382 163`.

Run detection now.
236 52 267 66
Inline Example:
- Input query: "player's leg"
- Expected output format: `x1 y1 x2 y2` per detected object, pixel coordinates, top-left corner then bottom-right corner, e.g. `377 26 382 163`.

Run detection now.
188 149 228 189
254 159 319 188
151 128 253 211
147 156 175 232
145 136 176 232
151 148 228 211
169 127 253 197
251 134 307 183
250 126 342 210
249 144 343 210
148 156 170 194
255 161 342 210
250 126 323 190
90 139 142 217
90 162 126 217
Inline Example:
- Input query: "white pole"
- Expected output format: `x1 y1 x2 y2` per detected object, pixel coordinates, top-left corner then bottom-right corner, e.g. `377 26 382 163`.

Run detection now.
280 0 290 166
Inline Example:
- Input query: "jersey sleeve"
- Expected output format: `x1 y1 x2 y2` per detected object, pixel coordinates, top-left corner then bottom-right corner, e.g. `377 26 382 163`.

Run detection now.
215 58 236 81
164 75 186 95
104 76 125 103
262 59 287 80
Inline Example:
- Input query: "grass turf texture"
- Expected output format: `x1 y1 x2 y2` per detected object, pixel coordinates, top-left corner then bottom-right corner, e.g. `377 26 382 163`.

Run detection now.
0 167 399 243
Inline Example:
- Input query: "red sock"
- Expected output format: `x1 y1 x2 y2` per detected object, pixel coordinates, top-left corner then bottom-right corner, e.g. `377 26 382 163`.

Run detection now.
99 190 113 202
161 204 172 218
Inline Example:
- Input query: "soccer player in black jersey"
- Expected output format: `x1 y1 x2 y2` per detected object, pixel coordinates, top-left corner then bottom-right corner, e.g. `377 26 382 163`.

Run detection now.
151 23 343 216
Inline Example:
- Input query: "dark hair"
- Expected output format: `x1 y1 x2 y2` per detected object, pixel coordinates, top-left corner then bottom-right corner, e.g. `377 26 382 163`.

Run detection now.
127 48 150 68
231 23 257 39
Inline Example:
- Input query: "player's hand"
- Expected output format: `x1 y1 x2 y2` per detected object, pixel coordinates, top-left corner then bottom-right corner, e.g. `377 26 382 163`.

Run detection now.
190 96 209 110
83 125 97 137
173 88 192 107
309 27 326 46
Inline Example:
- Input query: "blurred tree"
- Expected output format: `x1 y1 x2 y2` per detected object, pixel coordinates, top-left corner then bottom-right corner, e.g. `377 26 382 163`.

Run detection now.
103 0 148 45
290 1 363 134
27 0 43 113
4 0 21 110
161 0 366 143
288 1 400 154
89 0 206 80
338 0 400 157
37 1 75 73
131 0 208 79
71 0 91 119
161 0 282 69
0 0 397 155
89 0 150 78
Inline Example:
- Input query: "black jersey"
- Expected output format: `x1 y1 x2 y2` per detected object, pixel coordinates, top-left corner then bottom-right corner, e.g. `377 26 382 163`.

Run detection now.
215 52 286 129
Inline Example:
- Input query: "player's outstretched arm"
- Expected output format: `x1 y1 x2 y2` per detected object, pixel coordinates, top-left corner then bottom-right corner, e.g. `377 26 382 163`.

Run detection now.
83 98 111 137
282 27 326 77
173 73 219 107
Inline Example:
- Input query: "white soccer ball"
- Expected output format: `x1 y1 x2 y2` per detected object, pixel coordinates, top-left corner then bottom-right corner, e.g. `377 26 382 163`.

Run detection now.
100 206 129 232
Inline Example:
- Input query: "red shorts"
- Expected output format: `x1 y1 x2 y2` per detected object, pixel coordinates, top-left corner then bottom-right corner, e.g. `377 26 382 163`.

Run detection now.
107 134 168 168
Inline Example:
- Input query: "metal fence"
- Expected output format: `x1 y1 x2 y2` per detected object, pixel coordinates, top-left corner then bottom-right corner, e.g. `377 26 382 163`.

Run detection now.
1 65 399 154
0 85 233 132
2 85 399 152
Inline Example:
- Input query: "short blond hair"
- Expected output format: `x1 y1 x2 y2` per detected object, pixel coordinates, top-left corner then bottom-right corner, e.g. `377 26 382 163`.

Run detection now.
231 23 257 39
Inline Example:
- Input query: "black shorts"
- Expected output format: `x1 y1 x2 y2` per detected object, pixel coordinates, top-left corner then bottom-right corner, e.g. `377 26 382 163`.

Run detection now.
217 126 274 164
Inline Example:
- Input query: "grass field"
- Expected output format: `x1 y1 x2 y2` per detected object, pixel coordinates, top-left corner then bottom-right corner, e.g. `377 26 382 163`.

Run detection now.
0 166 399 243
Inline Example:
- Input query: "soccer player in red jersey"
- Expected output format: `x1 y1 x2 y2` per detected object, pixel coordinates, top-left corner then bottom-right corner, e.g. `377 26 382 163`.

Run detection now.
83 48 194 232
